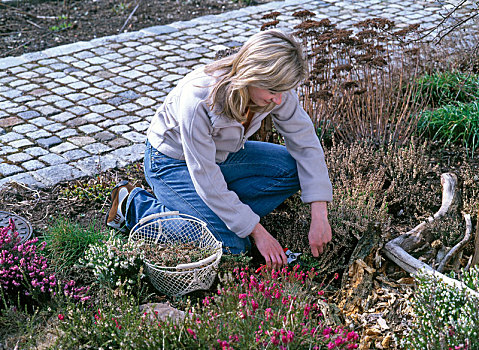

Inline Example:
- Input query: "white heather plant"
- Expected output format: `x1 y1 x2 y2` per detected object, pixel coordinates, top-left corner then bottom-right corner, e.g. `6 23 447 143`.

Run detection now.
403 267 479 349
80 231 145 288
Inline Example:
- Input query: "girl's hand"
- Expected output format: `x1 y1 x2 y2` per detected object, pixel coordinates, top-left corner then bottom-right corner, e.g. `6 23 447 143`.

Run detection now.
308 201 332 256
250 223 287 270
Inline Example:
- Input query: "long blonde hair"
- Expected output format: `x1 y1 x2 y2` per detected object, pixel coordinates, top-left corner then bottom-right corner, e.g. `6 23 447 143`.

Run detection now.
204 29 308 122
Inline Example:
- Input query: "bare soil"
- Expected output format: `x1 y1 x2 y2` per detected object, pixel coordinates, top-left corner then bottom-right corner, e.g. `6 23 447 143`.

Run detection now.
0 0 272 58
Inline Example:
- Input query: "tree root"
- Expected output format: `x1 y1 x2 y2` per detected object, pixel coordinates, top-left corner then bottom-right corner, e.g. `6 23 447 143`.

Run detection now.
383 173 479 298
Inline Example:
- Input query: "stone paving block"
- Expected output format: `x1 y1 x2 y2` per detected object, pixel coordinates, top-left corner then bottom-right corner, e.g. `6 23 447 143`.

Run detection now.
31 116 54 127
43 123 66 132
84 142 113 154
71 153 120 176
29 129 52 140
79 124 103 134
50 142 78 154
78 97 102 107
104 110 127 119
108 137 131 149
119 103 141 112
62 149 90 161
0 132 23 143
22 159 45 171
57 128 78 138
0 172 46 191
0 163 23 176
0 146 18 156
38 153 68 165
9 139 34 149
24 146 49 157
122 131 147 143
35 105 61 117
32 163 86 187
90 104 116 114
109 143 145 166
69 136 96 146
109 124 131 134
94 131 116 142
0 117 23 128
51 111 76 122
67 106 90 116
117 115 141 124
7 152 32 163
36 135 62 148
54 100 73 109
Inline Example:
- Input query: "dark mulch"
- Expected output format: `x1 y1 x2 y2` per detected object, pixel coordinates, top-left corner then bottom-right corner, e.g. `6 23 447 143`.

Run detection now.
0 0 272 58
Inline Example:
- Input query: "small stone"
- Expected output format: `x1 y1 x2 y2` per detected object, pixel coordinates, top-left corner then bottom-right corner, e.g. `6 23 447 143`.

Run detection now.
36 136 62 149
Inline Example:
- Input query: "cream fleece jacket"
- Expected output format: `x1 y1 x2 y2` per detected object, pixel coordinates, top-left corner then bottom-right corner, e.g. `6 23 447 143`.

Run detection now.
147 67 332 238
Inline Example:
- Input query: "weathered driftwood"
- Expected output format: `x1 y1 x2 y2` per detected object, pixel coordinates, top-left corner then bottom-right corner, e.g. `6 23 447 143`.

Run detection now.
383 173 479 298
471 207 479 267
437 214 472 272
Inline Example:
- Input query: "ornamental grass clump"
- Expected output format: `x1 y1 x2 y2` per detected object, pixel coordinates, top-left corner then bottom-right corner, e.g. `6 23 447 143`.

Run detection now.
80 231 145 288
403 267 479 349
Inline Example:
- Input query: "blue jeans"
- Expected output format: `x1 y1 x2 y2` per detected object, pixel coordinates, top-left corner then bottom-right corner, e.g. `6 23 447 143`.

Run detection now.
125 140 300 254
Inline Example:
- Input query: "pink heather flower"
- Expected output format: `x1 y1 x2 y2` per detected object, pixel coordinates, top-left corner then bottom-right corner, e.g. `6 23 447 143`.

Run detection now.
58 314 64 321
271 336 280 346
327 342 335 349
318 290 325 296
347 331 359 341
334 273 339 280
251 299 259 312
186 328 197 340
335 336 345 346
304 305 311 318
238 293 247 300
323 327 333 336
347 345 359 349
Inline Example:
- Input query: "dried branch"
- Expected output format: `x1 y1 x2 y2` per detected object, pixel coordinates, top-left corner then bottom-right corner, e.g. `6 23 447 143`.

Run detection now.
383 173 479 298
471 207 479 267
437 213 472 273
119 0 142 33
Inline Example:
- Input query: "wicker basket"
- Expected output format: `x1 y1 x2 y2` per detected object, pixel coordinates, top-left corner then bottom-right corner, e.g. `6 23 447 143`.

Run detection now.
129 212 222 297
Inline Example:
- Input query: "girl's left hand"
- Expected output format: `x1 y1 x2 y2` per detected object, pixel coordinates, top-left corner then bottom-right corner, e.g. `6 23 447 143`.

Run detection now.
308 201 332 256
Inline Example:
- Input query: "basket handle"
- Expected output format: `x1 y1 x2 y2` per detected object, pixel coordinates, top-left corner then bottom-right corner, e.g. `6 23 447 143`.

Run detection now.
175 252 219 270
138 211 180 226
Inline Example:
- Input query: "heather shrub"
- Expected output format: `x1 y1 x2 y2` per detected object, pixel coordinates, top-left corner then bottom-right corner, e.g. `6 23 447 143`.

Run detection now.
0 219 90 310
53 265 360 349
403 268 479 349
1 218 56 308
79 231 145 288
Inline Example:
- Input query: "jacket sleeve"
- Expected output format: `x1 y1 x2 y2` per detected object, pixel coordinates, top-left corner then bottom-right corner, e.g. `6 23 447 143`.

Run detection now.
271 90 333 203
176 96 260 238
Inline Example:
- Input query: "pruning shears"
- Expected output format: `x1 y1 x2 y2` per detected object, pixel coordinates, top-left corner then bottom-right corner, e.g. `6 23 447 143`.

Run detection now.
255 248 302 273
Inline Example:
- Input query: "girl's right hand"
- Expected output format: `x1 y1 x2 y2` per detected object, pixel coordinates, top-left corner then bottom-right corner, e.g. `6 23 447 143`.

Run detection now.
250 223 287 270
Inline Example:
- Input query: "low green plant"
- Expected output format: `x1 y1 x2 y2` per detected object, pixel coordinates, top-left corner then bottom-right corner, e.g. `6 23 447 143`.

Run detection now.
61 175 114 202
49 15 73 32
418 101 479 155
403 267 479 349
53 265 360 349
415 71 479 107
79 231 145 289
112 1 132 15
40 217 107 271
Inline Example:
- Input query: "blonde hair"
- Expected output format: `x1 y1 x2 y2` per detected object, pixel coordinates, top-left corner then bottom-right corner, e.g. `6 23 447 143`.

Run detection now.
204 29 308 122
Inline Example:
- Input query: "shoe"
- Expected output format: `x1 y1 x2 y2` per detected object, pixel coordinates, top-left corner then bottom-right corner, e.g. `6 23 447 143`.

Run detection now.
105 180 134 232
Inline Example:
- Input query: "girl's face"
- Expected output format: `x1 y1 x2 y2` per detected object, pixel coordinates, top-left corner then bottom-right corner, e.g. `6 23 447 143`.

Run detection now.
247 86 283 107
